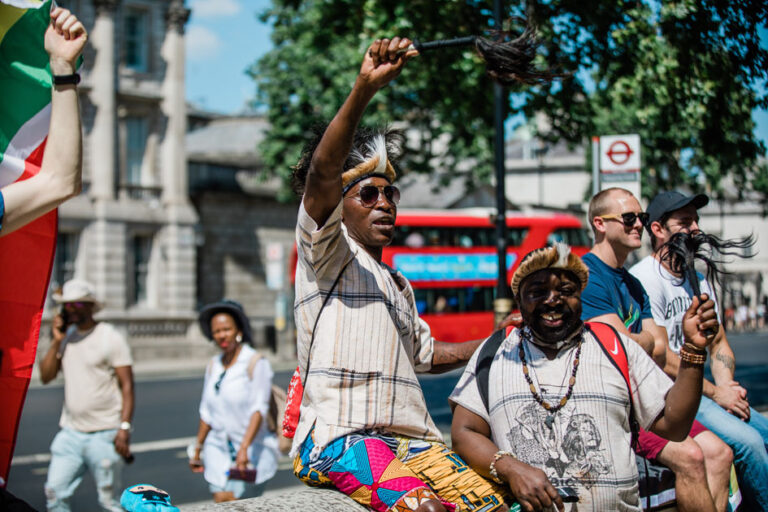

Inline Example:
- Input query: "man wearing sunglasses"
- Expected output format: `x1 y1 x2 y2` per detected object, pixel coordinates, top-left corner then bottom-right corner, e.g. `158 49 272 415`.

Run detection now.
580 188 732 512
288 38 510 512
630 191 768 510
39 279 134 511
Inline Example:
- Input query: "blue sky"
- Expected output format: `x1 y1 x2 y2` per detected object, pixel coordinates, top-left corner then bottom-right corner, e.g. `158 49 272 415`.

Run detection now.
185 0 768 150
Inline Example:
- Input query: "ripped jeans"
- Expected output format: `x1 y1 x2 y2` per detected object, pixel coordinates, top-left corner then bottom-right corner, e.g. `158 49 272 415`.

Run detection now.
44 427 123 512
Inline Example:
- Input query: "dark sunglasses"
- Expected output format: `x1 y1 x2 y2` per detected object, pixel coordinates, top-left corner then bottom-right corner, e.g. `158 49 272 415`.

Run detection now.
599 211 649 227
64 301 89 309
346 185 400 208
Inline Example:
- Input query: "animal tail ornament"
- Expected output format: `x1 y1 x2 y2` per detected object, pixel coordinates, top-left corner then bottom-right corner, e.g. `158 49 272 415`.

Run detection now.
402 17 565 86
657 231 756 297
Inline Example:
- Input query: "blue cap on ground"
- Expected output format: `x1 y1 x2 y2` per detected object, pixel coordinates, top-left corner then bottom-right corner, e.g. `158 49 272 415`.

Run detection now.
120 484 180 512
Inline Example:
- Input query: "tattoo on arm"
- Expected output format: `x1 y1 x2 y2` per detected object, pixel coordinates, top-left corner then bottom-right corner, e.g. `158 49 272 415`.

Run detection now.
714 351 735 372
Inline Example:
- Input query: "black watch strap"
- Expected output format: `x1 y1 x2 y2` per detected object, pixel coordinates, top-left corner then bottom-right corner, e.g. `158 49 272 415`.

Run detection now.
52 73 80 86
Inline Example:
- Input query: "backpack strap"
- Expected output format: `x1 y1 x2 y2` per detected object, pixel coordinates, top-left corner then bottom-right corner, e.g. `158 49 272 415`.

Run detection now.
475 326 514 413
246 351 263 381
584 321 640 449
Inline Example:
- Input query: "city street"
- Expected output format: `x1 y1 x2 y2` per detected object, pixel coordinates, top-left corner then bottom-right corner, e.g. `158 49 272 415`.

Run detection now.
8 331 768 510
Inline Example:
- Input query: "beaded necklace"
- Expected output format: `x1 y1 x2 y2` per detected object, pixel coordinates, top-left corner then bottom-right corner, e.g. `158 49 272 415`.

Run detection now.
519 326 583 429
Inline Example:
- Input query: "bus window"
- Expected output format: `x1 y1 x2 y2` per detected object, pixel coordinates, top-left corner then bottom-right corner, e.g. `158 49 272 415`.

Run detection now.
392 226 527 248
548 227 591 247
413 286 495 314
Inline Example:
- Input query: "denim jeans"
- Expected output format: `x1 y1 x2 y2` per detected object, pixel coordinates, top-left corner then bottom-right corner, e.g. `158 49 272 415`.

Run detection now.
44 427 123 512
696 396 768 510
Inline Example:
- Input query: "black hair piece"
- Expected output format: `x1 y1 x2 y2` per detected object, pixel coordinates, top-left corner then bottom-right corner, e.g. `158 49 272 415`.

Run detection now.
657 231 756 295
414 18 565 86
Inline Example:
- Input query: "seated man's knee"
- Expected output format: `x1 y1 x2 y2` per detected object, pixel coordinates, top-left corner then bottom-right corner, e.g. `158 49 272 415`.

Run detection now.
697 433 733 471
665 439 706 475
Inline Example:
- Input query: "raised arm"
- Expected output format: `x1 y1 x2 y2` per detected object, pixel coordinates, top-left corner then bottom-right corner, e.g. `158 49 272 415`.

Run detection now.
303 38 417 227
0 7 86 236
650 294 719 440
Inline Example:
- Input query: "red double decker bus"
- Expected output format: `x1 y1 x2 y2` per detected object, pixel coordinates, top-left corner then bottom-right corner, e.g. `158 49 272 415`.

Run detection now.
381 209 591 342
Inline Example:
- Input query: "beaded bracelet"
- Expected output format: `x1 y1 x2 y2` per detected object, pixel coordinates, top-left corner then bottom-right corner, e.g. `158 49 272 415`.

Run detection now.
680 347 707 365
489 450 514 484
682 342 707 355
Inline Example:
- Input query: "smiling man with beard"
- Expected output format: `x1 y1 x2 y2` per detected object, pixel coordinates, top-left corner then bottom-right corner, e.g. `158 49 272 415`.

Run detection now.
289 38 511 512
449 244 721 511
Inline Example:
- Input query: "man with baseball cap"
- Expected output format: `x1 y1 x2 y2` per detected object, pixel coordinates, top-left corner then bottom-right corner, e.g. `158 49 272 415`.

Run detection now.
39 279 134 511
631 191 768 509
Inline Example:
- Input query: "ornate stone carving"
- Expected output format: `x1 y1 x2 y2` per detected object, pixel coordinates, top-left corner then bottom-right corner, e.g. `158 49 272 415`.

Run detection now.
166 0 191 34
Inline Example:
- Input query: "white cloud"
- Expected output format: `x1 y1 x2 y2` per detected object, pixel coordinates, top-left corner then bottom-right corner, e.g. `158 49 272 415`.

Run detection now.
190 0 241 19
186 25 223 60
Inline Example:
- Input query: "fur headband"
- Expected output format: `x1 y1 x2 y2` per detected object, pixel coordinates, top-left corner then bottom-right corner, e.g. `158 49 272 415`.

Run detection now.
341 134 397 194
511 243 589 296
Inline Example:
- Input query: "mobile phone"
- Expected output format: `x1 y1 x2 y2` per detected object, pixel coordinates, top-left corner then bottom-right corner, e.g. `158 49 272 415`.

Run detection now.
557 486 579 503
227 467 257 483
58 305 69 329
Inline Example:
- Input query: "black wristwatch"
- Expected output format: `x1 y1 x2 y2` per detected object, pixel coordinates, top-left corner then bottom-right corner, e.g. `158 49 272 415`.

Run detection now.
52 73 80 86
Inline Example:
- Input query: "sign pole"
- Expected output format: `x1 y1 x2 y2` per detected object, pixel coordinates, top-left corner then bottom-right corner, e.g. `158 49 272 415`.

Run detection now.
492 0 512 326
591 136 600 196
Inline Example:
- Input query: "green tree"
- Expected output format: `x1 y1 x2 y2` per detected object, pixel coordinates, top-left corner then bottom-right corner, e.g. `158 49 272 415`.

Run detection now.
250 0 767 202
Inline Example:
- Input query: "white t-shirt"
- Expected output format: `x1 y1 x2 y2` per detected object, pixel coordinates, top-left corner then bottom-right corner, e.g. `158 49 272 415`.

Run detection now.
449 328 673 511
629 255 718 354
59 322 133 432
199 344 279 487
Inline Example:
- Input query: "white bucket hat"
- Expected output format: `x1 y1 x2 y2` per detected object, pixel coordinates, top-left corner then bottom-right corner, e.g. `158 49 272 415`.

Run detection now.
52 279 103 312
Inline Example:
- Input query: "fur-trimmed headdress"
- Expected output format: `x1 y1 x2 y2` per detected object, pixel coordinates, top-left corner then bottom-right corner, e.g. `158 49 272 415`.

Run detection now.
341 133 397 194
511 243 589 296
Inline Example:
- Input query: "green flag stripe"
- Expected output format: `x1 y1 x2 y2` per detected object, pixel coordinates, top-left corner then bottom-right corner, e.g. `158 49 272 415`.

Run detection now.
0 1 52 163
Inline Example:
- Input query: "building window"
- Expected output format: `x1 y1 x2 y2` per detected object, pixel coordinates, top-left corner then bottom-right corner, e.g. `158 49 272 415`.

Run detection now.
51 232 79 293
131 235 152 306
125 117 148 186
124 9 149 72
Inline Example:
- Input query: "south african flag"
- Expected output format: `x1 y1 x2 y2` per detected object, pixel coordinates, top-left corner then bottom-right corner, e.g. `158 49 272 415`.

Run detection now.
0 0 59 485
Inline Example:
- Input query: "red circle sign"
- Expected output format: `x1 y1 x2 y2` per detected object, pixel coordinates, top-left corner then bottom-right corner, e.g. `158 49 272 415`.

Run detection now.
606 141 634 165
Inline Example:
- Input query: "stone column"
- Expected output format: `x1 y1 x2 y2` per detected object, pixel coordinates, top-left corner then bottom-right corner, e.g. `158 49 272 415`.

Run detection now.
160 0 190 206
158 1 197 315
89 0 119 200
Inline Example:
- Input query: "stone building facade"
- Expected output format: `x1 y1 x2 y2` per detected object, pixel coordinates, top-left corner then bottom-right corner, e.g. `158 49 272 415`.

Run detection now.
42 0 207 362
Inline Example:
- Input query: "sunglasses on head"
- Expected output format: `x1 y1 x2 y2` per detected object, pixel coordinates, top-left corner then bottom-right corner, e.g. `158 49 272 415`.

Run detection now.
600 211 649 227
345 185 400 208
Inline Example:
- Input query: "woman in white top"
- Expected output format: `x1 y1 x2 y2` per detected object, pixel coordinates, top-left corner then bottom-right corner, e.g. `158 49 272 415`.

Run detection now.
189 300 279 503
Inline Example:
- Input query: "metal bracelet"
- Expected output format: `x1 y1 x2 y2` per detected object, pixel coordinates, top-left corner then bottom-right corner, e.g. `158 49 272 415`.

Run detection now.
680 348 707 365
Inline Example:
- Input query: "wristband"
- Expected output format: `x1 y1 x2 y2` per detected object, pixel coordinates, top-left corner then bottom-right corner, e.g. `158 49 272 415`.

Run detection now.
119 421 133 431
682 342 706 355
489 450 514 484
680 347 707 365
52 73 80 86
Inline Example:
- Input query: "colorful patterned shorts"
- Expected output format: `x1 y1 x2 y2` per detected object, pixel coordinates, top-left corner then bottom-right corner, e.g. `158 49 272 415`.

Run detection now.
293 429 509 512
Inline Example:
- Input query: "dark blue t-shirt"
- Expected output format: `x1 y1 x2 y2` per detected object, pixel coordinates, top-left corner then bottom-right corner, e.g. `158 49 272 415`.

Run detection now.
0 189 4 231
580 252 652 334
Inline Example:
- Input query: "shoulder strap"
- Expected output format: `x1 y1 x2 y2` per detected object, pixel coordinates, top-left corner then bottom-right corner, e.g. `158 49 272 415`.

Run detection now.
302 258 353 382
475 326 514 413
585 321 640 449
246 351 263 381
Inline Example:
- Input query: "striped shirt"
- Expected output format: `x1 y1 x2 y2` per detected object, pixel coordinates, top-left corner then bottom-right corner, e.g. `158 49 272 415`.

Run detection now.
293 201 443 458
449 328 672 510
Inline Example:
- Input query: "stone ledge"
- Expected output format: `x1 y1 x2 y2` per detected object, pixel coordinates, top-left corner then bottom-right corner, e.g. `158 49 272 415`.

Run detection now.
182 488 367 511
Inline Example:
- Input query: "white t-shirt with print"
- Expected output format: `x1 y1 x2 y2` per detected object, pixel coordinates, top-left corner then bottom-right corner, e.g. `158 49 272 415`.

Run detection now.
449 327 673 511
629 255 718 354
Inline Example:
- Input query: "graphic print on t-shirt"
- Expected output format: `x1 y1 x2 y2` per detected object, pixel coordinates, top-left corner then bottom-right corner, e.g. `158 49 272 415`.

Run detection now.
506 399 613 490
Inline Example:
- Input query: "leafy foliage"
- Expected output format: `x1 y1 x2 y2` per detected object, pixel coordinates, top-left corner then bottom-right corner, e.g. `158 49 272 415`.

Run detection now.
249 0 768 203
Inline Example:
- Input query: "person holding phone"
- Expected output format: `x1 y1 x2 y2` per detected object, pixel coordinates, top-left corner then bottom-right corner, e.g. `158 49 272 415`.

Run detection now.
39 279 134 512
189 300 279 503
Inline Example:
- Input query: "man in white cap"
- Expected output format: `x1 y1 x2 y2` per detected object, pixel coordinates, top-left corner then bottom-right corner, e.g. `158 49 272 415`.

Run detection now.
39 279 134 512
630 190 768 510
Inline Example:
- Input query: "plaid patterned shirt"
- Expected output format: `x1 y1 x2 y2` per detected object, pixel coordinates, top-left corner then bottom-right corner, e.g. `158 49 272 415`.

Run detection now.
292 201 443 457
